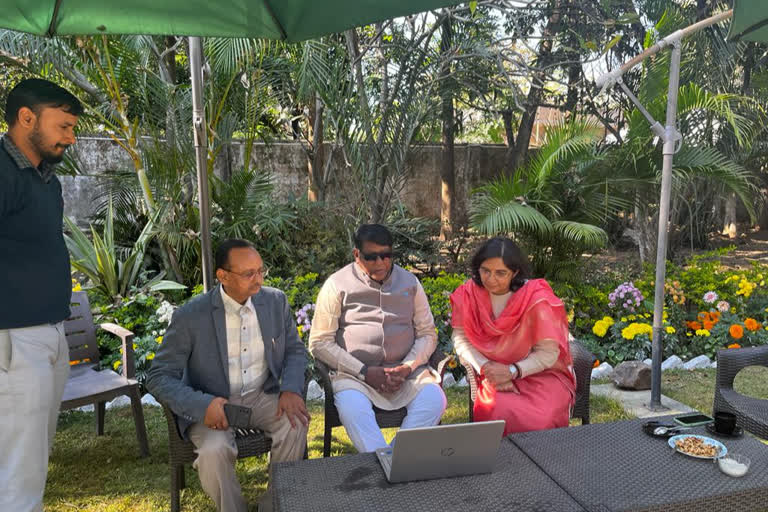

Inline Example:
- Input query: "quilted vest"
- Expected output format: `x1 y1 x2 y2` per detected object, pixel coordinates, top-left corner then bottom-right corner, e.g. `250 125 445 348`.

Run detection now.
330 262 418 367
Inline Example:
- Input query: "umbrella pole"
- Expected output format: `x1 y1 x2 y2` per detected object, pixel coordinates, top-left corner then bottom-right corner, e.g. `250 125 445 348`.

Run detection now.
189 36 214 291
650 40 682 410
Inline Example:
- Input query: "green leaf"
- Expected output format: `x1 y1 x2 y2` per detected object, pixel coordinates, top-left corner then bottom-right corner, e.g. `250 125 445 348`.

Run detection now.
602 34 623 55
469 1 477 15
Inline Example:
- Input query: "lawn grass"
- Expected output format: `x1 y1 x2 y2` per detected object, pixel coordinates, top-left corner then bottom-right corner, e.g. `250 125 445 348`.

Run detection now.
43 369 767 511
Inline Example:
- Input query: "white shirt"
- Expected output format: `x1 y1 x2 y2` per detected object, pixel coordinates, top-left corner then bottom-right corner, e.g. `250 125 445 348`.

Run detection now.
220 285 268 396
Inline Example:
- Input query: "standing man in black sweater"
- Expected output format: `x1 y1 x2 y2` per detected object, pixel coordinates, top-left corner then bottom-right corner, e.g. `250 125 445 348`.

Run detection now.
0 78 83 512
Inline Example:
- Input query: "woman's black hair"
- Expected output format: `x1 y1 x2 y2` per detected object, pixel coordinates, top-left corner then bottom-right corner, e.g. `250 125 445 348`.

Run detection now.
470 237 531 292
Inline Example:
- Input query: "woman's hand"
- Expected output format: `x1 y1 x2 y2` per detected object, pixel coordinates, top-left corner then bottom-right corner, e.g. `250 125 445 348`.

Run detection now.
481 361 515 387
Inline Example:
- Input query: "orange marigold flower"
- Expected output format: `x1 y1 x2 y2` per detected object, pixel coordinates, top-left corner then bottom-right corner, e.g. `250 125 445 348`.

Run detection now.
697 312 708 322
687 321 702 331
710 311 721 321
729 324 744 339
703 320 715 331
744 318 760 332
727 343 742 349
593 359 600 368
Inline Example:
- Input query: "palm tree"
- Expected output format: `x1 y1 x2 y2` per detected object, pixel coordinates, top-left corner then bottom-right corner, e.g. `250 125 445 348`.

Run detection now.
470 118 617 282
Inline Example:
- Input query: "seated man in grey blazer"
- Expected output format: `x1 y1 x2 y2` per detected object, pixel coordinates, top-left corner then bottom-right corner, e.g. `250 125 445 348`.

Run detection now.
147 239 310 512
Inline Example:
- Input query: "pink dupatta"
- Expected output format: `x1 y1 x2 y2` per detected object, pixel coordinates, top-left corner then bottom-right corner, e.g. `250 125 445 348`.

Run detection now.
450 279 575 394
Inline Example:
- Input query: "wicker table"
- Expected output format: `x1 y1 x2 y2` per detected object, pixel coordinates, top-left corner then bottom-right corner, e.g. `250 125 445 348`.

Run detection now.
509 415 768 512
271 437 586 512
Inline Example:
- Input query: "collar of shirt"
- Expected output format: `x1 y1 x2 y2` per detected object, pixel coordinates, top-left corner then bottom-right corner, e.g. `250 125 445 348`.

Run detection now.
1 134 55 183
220 284 256 317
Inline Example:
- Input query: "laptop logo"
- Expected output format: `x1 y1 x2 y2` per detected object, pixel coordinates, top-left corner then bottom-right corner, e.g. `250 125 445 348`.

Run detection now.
440 447 455 457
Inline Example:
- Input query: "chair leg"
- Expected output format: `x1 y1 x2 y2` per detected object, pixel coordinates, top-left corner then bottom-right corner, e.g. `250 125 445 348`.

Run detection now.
323 421 332 458
171 464 182 512
96 401 106 435
179 465 186 490
128 387 150 457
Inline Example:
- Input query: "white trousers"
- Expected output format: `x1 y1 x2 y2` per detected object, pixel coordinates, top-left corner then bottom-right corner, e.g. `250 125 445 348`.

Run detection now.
0 323 70 512
335 383 446 453
187 388 308 512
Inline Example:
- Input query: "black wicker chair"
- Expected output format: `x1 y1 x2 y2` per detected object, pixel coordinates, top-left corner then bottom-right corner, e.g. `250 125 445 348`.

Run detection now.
316 349 450 457
160 372 310 512
713 345 768 439
459 338 595 424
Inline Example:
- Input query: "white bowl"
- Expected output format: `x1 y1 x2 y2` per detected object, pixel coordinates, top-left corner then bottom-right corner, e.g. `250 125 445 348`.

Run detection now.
718 453 750 477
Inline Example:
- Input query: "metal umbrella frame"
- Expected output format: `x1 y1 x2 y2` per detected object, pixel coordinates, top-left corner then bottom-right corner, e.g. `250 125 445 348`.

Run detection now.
596 9 734 409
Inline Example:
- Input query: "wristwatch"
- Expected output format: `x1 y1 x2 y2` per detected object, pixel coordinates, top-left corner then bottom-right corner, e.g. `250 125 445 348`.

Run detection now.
360 364 369 378
508 364 520 379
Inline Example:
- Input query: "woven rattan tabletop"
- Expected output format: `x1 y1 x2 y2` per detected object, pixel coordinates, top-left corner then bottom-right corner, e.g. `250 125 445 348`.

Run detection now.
271 437 586 512
509 415 768 512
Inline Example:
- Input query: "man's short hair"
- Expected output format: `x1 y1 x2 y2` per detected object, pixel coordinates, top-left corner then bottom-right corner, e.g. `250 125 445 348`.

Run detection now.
354 224 393 250
5 78 84 126
215 239 257 270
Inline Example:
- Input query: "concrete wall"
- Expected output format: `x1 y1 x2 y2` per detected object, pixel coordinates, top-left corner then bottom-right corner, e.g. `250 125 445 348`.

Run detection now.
57 137 509 225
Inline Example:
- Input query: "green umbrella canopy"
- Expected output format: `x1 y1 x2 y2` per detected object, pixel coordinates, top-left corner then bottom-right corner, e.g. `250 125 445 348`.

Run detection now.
730 0 768 42
0 0 462 39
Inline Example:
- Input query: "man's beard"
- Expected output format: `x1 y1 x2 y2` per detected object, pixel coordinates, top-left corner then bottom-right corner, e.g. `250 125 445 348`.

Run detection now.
28 127 68 164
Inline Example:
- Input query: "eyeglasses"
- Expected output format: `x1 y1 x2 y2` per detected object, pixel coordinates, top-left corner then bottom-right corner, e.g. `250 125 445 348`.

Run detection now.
222 266 269 279
360 251 393 262
479 267 513 280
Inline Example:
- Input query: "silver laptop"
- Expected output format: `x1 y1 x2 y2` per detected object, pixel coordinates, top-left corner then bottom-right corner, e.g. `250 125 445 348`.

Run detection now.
375 420 505 483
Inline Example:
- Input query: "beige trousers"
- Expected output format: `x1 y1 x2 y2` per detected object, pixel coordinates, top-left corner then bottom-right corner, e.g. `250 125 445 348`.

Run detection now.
188 388 307 512
0 323 70 512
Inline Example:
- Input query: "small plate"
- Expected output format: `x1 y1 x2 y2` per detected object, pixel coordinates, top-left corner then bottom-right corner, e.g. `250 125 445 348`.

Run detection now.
706 423 744 438
668 434 727 459
642 421 682 438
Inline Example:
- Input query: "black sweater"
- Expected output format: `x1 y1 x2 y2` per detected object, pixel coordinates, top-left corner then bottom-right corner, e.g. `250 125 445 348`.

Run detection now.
0 141 71 328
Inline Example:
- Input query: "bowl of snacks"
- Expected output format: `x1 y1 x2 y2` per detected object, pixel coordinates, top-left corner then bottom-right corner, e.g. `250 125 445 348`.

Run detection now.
668 434 727 460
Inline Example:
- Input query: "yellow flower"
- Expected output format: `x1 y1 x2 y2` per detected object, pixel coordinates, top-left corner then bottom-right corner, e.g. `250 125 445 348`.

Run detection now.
72 283 82 292
147 352 155 361
644 313 651 318
592 320 609 338
567 308 575 324
695 329 710 337
297 325 304 337
133 343 137 350
686 332 693 337
628 315 636 321
665 326 676 334
447 357 458 369
156 336 163 344
602 316 614 325
621 317 627 322
113 360 120 370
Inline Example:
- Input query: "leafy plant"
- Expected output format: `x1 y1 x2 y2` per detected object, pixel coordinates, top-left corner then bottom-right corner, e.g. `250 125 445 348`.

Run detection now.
65 201 185 303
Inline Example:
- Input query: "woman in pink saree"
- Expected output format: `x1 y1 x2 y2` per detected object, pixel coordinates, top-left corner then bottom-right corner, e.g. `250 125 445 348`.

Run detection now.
450 237 575 435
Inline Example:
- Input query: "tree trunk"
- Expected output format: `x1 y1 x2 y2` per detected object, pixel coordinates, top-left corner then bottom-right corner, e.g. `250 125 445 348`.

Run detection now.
722 193 738 239
439 17 456 240
509 0 562 170
501 110 516 174
307 95 325 202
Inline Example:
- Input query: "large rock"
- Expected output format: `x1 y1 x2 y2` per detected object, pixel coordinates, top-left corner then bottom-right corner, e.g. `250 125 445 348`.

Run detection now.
661 355 683 371
106 395 131 409
456 377 469 388
442 373 457 388
683 355 711 370
306 380 325 401
612 361 651 390
711 361 717 369
141 393 161 407
591 362 613 380
643 358 652 366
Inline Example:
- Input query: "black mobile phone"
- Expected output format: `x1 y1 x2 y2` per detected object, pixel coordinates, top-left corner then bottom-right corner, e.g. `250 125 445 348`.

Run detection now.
223 403 252 429
673 413 714 427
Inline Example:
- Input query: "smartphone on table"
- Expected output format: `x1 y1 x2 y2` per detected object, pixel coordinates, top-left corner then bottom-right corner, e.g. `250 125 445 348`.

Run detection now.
673 413 714 427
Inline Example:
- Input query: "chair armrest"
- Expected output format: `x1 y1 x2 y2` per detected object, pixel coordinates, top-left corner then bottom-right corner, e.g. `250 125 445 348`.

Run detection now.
100 322 136 379
716 345 768 390
429 349 450 383
458 357 479 403
314 359 336 397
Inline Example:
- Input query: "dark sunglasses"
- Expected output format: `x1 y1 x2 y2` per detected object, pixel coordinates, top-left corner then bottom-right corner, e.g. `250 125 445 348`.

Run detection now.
360 251 393 262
